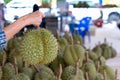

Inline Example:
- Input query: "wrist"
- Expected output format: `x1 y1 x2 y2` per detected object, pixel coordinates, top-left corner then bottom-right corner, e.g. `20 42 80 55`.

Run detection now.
20 14 30 27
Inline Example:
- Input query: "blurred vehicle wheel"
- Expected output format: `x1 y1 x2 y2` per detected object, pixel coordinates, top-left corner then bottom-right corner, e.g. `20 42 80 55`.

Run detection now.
108 12 120 23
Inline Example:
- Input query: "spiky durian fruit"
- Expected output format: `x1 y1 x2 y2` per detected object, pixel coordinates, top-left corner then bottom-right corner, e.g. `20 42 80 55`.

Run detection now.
58 37 68 53
6 37 22 53
34 64 57 80
49 52 66 75
10 73 30 80
1 62 16 80
95 73 104 80
63 44 85 67
99 65 115 80
88 49 99 61
62 66 85 80
92 44 102 57
0 50 7 66
82 62 97 80
72 34 83 45
21 67 34 80
109 44 117 58
8 48 23 71
19 29 58 65
0 66 2 80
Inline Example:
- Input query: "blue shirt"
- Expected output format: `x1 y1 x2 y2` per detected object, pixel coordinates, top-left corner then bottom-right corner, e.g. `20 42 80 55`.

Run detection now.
0 30 6 50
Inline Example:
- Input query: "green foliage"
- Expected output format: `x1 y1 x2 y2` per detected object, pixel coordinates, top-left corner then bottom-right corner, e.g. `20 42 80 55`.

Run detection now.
4 0 11 4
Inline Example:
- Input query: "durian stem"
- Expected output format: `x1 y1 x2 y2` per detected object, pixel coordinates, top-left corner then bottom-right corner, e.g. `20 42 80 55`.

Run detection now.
99 56 102 66
115 69 118 80
56 29 60 41
14 57 19 75
103 70 107 80
36 25 40 30
23 61 28 68
2 50 6 67
97 61 100 72
69 35 74 45
75 59 80 75
34 64 40 72
104 38 107 44
85 51 89 62
58 64 62 80
85 71 89 80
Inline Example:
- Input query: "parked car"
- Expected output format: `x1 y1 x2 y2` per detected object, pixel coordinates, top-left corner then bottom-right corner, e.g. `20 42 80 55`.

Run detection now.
4 0 41 23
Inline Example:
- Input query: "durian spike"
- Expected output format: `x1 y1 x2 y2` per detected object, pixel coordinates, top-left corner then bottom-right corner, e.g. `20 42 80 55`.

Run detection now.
2 50 6 67
75 59 80 75
58 64 62 80
98 41 101 45
104 38 107 43
85 51 89 62
103 70 107 80
34 64 40 72
99 56 101 66
85 71 89 80
115 69 118 80
96 60 100 72
14 57 18 75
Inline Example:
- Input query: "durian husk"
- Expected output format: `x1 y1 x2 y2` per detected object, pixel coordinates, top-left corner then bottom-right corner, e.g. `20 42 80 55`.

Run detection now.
10 73 30 80
19 29 58 65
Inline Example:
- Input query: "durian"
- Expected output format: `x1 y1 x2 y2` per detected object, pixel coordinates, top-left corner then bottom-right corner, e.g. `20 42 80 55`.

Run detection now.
10 73 30 80
19 29 58 65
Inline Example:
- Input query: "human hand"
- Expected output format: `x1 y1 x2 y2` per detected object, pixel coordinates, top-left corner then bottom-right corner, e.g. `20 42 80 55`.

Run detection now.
25 10 45 28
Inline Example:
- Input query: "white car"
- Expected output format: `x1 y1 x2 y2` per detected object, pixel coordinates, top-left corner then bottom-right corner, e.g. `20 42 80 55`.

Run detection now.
5 0 41 23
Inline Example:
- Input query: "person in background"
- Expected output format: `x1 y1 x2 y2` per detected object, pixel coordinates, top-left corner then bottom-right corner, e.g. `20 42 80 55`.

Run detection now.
0 10 45 50
0 3 5 29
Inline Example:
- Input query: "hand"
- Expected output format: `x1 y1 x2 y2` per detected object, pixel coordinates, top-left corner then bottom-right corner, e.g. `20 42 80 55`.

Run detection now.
25 10 45 28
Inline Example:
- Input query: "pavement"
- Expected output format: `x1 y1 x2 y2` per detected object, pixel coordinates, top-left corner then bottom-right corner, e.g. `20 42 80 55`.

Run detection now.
84 23 120 79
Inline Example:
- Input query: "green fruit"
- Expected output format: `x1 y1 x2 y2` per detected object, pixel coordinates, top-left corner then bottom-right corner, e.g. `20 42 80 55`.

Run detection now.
0 66 2 80
2 63 16 80
8 48 23 71
10 73 30 80
88 49 99 61
63 44 85 67
49 52 66 74
72 34 83 45
109 46 117 58
59 37 68 53
21 67 34 80
101 45 112 59
94 56 106 69
34 65 57 80
7 37 21 53
82 62 97 80
95 73 104 80
62 66 85 80
19 29 58 65
99 65 115 80
0 50 7 66
92 44 102 57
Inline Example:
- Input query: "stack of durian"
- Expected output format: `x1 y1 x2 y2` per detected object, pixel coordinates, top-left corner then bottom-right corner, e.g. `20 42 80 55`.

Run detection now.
0 29 117 80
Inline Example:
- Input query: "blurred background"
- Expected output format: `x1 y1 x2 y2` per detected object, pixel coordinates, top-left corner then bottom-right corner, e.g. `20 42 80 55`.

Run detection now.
1 0 120 79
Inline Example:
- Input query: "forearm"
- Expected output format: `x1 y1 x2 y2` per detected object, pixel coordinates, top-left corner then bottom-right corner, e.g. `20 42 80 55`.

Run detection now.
3 15 29 41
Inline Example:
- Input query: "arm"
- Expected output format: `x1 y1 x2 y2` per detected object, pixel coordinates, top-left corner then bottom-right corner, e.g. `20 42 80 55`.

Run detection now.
3 10 45 41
